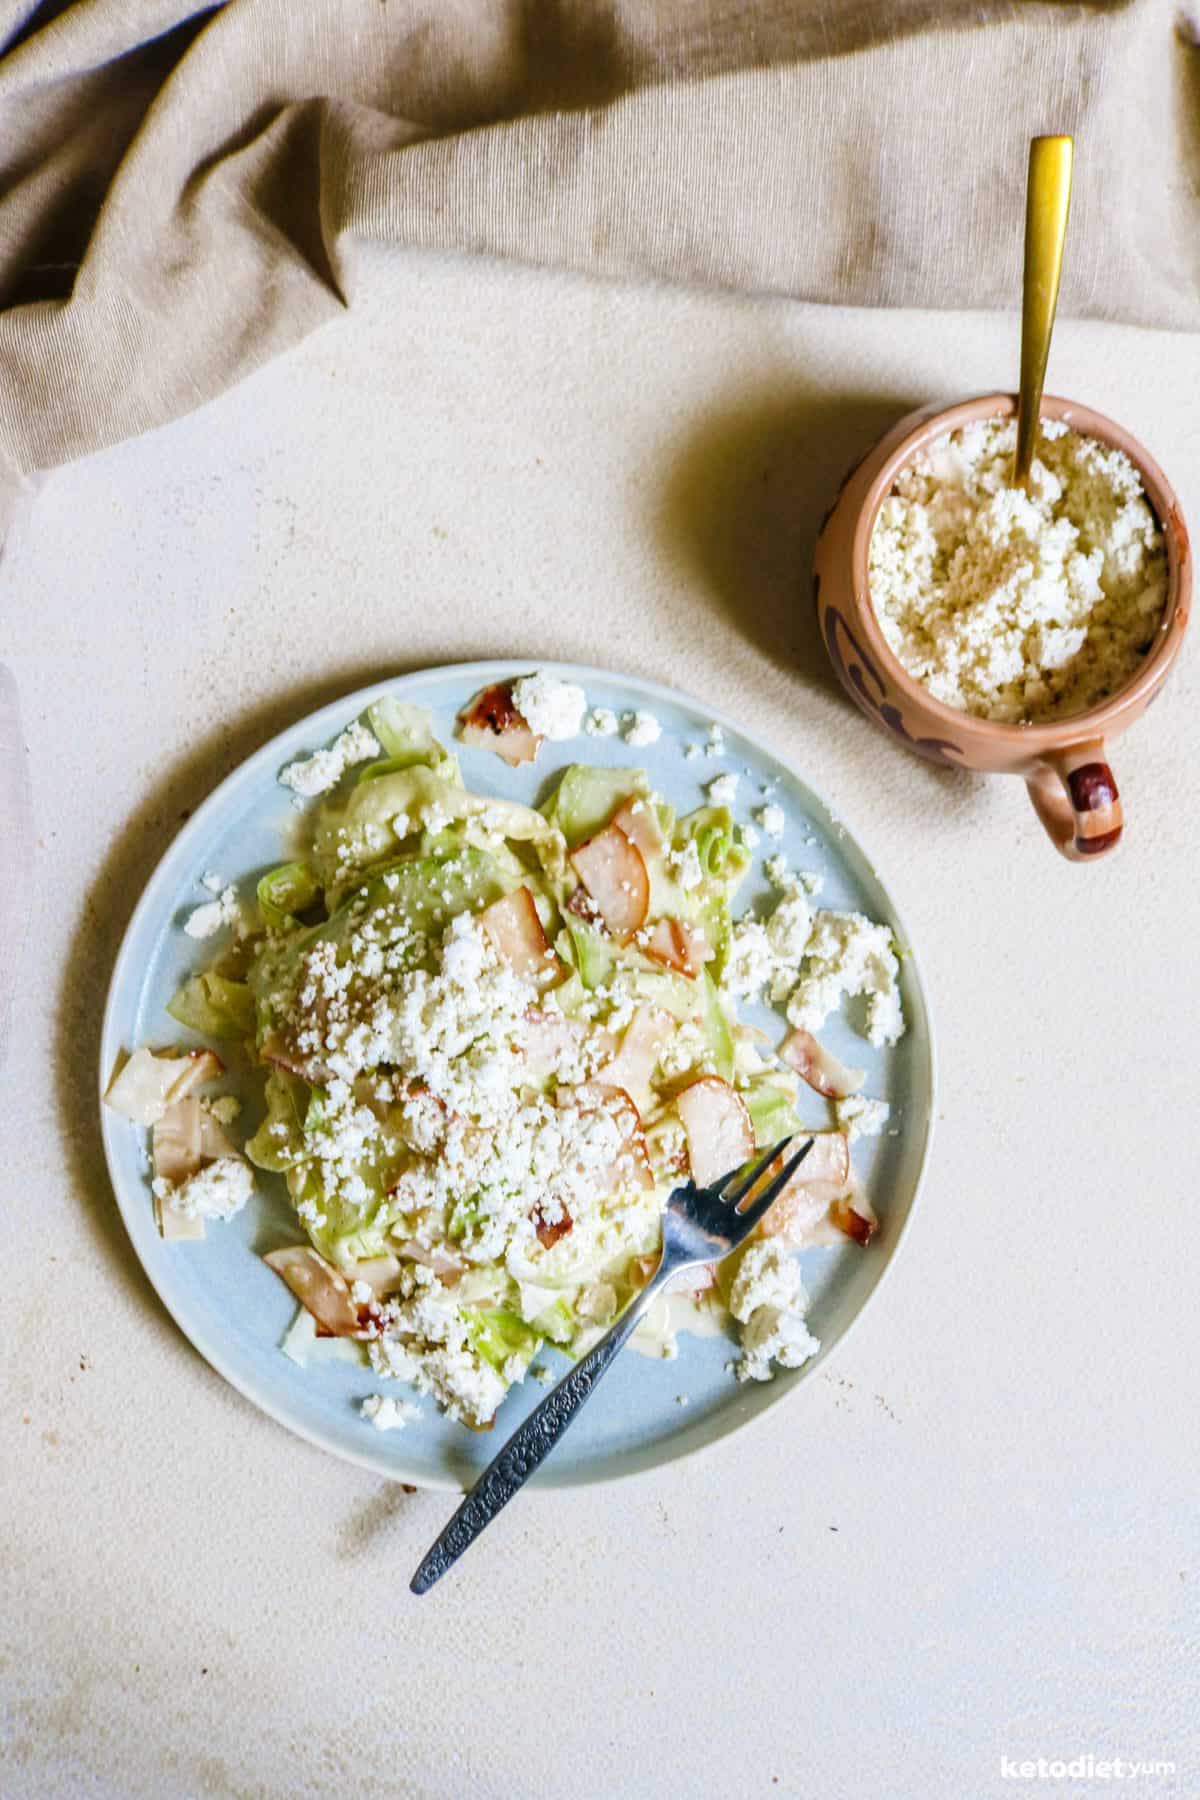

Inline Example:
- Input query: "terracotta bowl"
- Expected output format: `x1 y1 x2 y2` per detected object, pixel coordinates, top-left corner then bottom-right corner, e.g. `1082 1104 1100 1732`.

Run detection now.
813 393 1191 860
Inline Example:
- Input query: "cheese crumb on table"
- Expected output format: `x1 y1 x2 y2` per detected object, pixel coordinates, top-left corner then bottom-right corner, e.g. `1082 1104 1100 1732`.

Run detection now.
279 720 381 798
511 671 587 739
868 418 1168 723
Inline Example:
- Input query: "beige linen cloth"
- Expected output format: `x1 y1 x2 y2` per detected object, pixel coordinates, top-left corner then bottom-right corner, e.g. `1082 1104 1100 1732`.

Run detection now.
0 0 1196 1052
1 0 1198 523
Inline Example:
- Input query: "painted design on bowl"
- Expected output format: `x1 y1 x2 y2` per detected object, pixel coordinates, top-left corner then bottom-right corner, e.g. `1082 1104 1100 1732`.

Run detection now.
819 594 964 768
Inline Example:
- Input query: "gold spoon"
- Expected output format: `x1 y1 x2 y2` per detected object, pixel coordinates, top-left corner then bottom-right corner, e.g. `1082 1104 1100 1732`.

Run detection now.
1013 134 1074 489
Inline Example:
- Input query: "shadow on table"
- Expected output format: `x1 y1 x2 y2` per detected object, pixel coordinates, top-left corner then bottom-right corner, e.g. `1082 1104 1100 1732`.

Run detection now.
657 383 919 695
55 653 463 1325
655 381 991 823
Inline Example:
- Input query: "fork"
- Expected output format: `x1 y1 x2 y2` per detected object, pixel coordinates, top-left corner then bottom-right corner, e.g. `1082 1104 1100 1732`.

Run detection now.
410 1133 814 1594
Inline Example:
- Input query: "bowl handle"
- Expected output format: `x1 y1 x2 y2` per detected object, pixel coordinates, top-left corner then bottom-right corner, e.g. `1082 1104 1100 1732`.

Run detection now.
1025 743 1123 860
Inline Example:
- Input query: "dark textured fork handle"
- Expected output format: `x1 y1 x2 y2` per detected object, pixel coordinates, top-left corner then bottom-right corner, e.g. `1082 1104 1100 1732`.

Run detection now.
410 1271 666 1595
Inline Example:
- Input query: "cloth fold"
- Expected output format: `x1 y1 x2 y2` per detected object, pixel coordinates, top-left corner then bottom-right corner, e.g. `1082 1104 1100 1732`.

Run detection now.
0 0 1197 515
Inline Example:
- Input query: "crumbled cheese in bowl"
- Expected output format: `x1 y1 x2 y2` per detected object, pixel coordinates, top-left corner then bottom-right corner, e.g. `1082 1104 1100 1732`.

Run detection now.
868 418 1168 724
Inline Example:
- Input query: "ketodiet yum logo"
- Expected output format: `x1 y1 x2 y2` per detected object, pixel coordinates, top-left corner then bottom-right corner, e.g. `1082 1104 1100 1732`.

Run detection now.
999 1754 1177 1783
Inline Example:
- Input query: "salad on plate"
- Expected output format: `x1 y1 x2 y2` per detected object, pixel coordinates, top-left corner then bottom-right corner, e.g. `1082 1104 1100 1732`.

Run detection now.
104 674 904 1432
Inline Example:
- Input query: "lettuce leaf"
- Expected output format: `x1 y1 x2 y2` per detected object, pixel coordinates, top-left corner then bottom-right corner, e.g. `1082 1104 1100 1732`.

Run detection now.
166 972 256 1039
313 766 564 899
256 861 320 931
361 697 461 784
539 764 650 848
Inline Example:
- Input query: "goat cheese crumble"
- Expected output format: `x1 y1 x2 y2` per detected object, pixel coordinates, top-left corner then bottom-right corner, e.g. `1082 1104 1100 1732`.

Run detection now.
152 1156 255 1221
706 773 739 807
183 883 242 940
836 1094 890 1140
280 721 381 798
586 707 619 737
869 418 1168 723
360 1394 420 1431
729 1241 820 1382
512 672 587 740
623 709 662 746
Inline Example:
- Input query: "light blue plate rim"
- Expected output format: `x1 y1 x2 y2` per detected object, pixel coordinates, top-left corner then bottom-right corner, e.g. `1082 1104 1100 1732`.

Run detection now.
99 659 937 1491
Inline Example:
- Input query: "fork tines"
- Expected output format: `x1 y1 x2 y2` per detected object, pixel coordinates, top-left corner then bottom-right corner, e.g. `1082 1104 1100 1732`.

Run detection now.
718 1135 815 1231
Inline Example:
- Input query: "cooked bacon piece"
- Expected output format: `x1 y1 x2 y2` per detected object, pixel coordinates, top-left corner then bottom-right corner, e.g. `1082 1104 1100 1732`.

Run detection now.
521 1008 587 1082
756 1133 853 1247
612 799 664 861
479 887 563 986
643 916 713 978
592 1005 673 1114
534 1205 573 1250
104 1046 224 1125
829 1189 878 1246
779 1028 865 1100
149 1095 241 1240
568 1081 655 1190
569 824 649 943
259 1039 338 1086
675 1076 754 1188
457 681 541 767
264 1246 379 1338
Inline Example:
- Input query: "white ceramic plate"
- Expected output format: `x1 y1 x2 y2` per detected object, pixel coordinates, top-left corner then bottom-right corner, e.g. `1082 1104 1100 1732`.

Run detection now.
99 661 935 1490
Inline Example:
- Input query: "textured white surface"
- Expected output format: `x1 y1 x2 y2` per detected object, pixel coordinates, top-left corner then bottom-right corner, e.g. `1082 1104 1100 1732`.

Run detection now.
2 248 1197 1798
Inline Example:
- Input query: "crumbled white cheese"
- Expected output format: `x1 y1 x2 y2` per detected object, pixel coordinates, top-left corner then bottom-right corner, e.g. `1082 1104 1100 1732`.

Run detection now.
724 881 812 1002
786 910 904 1048
511 672 587 740
869 418 1168 723
670 840 704 891
756 802 786 839
730 1239 805 1320
200 871 224 895
683 742 701 761
623 709 662 746
585 707 619 737
183 884 241 940
280 720 381 798
706 773 739 808
723 918 774 1000
704 724 726 758
836 1094 891 1140
153 1156 254 1221
741 823 760 849
729 1241 820 1383
764 855 790 888
360 1394 420 1431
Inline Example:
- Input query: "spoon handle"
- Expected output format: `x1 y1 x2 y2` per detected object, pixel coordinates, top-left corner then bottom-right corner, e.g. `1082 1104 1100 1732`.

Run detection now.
1014 135 1074 488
